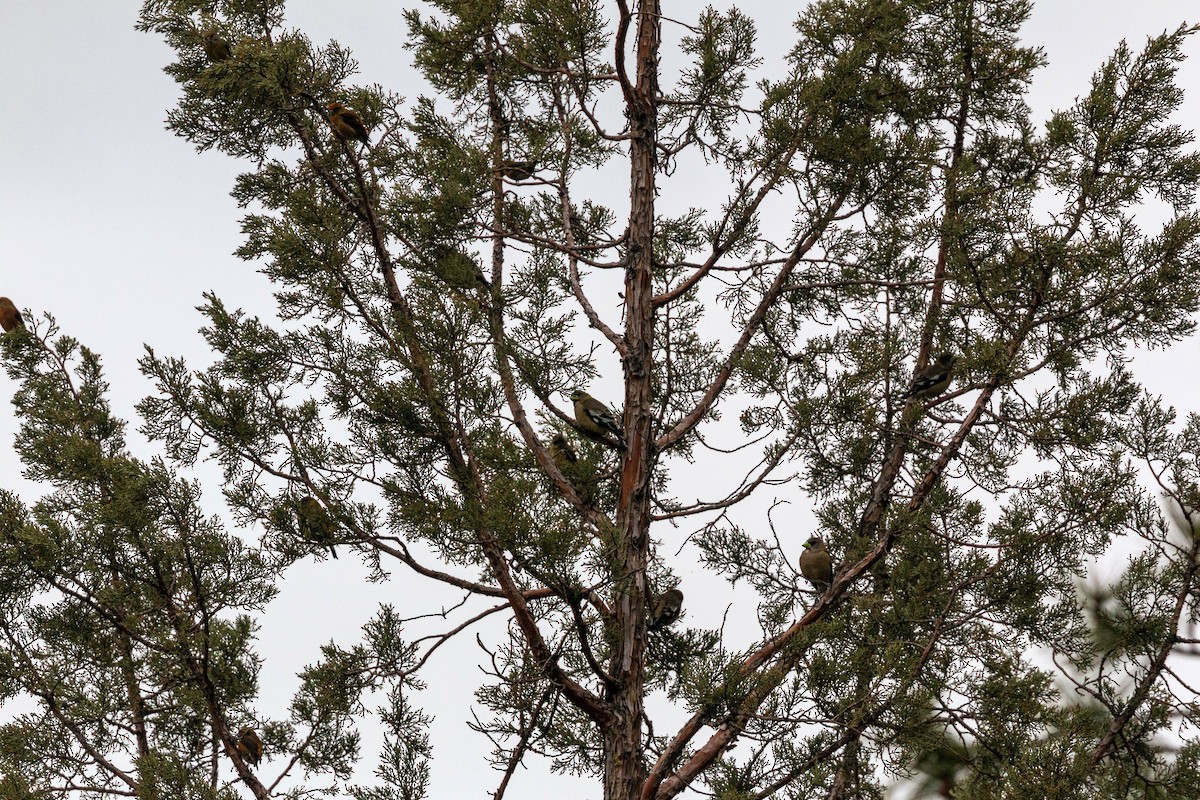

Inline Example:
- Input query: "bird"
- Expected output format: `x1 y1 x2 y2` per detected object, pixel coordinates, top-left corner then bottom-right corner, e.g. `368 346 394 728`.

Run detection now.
432 247 490 291
548 433 578 470
0 298 25 333
548 432 596 505
326 101 370 145
649 588 684 630
297 496 338 559
498 160 538 181
800 536 833 590
901 352 956 401
236 726 263 767
569 389 624 446
199 28 233 62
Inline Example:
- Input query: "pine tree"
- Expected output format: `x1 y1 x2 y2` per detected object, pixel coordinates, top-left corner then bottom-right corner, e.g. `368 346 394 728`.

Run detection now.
3 0 1200 797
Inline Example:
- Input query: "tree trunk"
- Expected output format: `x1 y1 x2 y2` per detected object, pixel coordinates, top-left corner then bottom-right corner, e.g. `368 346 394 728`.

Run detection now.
607 1 661 799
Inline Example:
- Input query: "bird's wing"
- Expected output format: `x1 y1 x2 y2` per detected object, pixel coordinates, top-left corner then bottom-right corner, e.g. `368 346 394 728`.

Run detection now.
903 365 947 397
585 399 618 428
344 113 370 142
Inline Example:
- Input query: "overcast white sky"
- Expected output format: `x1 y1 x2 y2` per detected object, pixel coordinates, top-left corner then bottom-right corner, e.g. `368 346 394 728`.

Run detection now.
2 1 1199 797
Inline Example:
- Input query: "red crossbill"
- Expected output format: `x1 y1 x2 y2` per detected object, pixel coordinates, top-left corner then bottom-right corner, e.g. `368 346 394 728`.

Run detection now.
326 101 370 145
0 298 25 333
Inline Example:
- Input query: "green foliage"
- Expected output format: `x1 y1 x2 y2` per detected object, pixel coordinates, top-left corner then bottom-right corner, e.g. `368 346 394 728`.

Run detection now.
0 329 283 793
4 0 1200 797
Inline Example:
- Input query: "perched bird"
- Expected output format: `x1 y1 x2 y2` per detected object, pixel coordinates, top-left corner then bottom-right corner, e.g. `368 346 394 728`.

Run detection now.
548 433 578 470
432 247 491 291
901 352 957 401
236 726 263 767
326 101 370 145
200 28 233 62
800 536 833 590
498 160 538 181
569 389 624 446
297 496 339 559
549 432 596 505
0 298 25 333
649 588 684 630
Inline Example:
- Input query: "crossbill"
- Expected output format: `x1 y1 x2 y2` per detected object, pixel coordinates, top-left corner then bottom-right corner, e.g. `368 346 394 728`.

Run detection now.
298 496 339 559
0 298 25 333
326 101 370 145
236 726 263 767
200 28 233 62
